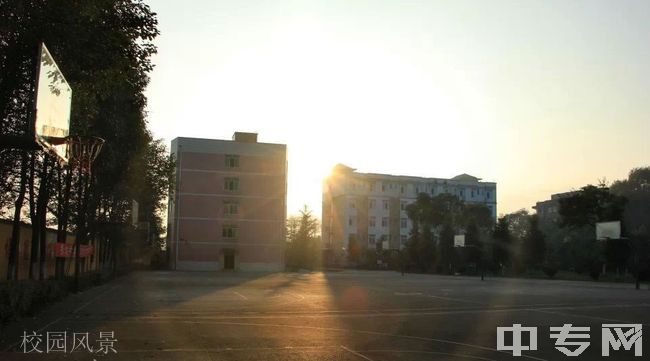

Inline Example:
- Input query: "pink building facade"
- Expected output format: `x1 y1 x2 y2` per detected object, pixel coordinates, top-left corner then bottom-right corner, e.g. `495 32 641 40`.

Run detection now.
168 133 287 271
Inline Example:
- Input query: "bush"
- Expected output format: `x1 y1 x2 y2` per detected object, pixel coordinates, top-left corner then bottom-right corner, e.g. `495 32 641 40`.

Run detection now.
0 272 109 327
542 265 558 279
150 250 168 269
0 280 69 326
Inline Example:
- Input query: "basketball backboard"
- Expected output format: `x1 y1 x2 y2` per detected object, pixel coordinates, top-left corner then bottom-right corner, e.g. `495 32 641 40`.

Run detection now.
596 221 621 240
33 43 71 164
454 235 465 247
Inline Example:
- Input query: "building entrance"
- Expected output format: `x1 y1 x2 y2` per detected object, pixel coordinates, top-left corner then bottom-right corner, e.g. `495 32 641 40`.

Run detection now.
223 250 235 270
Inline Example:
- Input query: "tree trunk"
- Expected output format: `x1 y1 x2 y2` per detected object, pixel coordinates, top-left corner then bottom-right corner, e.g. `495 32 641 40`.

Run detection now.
6 152 28 280
55 164 72 279
74 170 86 291
28 152 39 280
37 155 51 280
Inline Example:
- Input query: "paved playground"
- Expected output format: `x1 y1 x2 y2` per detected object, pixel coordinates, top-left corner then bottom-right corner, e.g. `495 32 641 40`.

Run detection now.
1 270 648 360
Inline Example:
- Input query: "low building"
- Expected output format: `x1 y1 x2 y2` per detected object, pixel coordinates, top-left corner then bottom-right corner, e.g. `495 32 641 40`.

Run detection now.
167 132 287 271
322 164 497 253
533 191 578 226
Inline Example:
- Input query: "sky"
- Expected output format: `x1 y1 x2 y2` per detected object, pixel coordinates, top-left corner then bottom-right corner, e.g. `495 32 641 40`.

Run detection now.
144 0 650 218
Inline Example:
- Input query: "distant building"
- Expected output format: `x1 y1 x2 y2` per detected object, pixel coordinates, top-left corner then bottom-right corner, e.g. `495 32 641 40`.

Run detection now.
321 164 497 253
168 132 287 271
533 191 578 226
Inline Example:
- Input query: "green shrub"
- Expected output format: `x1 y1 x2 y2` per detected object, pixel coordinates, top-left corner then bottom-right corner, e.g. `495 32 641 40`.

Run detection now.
0 279 69 326
542 265 558 279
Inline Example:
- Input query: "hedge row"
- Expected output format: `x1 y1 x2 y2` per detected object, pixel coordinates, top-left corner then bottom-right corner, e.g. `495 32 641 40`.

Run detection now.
0 272 103 326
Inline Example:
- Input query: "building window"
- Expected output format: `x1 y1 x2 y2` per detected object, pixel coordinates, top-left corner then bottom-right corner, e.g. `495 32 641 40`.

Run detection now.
382 200 389 210
400 185 404 194
222 225 238 239
400 201 407 211
400 235 407 244
487 191 491 199
223 201 238 216
224 177 239 191
349 200 356 209
369 216 376 228
369 199 376 209
381 184 385 192
400 218 407 229
382 234 390 246
368 234 376 246
349 216 355 226
381 217 388 228
225 154 239 168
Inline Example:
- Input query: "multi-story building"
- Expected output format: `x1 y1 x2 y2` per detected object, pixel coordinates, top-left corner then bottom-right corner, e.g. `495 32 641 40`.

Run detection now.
533 191 578 226
167 132 287 271
322 164 497 252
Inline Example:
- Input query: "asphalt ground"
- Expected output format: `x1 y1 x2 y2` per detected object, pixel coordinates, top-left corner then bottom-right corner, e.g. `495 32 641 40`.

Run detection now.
1 270 649 360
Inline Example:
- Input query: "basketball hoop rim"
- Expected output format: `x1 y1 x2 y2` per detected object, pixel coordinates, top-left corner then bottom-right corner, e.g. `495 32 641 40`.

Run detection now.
65 135 105 173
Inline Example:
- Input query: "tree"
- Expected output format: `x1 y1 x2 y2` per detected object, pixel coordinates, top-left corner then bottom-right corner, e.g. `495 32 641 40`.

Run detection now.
286 206 321 270
404 193 494 274
559 185 626 228
405 193 436 272
522 214 546 270
502 209 530 274
1 0 163 279
610 167 650 285
559 185 627 280
610 167 650 236
492 216 511 273
437 221 455 274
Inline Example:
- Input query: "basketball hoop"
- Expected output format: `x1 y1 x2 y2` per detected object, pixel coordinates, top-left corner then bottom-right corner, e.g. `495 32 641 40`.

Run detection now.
66 136 104 175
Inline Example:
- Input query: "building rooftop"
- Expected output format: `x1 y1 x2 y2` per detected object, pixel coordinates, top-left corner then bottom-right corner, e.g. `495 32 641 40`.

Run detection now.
331 164 494 185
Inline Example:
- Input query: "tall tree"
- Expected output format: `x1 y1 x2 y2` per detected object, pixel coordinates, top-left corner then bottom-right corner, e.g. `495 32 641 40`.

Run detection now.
559 185 627 228
522 214 546 270
492 215 511 273
286 206 321 270
610 167 650 285
610 167 650 236
559 185 627 279
405 193 436 272
437 221 455 274
1 0 163 279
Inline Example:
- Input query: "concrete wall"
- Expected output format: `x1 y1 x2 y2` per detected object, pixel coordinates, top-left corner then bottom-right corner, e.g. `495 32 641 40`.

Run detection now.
0 220 79 279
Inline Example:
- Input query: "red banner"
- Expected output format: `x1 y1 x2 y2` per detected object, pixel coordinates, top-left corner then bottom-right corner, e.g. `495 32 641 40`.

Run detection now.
53 243 94 258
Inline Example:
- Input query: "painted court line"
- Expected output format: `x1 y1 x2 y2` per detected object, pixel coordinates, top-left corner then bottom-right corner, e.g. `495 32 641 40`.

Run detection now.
427 294 484 305
232 291 248 300
132 319 549 361
102 302 648 322
3 282 121 352
341 345 374 361
531 309 631 324
118 345 339 353
363 349 497 361
3 317 63 352
73 284 121 314
286 292 305 301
